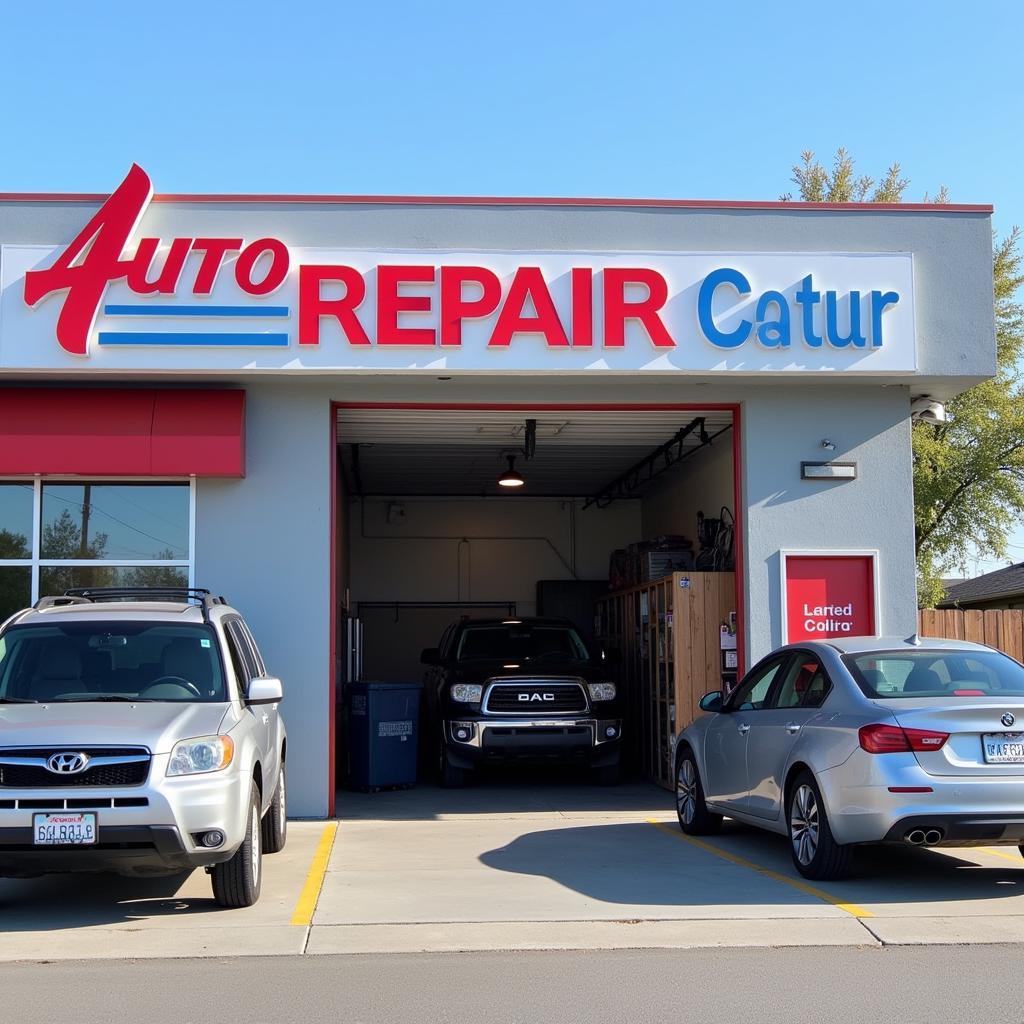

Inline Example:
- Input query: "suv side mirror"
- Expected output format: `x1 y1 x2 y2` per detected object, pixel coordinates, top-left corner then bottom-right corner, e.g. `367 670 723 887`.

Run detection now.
420 647 441 666
698 690 724 714
247 676 283 705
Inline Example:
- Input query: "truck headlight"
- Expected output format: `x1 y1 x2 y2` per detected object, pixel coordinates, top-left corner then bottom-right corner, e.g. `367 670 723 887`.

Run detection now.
451 684 483 703
168 735 235 776
588 682 617 701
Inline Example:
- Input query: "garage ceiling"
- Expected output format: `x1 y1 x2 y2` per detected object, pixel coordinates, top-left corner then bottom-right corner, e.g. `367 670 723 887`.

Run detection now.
336 408 733 497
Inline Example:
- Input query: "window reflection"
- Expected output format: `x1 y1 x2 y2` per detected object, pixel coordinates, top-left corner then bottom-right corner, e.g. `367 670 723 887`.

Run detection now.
39 566 189 595
0 485 33 559
41 484 189 561
0 567 31 622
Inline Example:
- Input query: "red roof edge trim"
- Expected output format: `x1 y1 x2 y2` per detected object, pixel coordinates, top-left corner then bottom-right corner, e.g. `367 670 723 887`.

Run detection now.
0 192 994 214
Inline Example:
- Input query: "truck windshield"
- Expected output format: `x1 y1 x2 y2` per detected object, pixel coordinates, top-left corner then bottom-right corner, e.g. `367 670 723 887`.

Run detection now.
845 649 1024 698
0 622 227 703
456 624 590 663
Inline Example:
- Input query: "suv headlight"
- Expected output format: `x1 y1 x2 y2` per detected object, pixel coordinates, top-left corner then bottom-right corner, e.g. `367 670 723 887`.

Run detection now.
168 735 235 776
588 682 617 701
451 684 483 703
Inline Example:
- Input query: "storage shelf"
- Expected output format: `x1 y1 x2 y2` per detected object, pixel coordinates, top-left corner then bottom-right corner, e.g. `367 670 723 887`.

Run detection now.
596 571 735 790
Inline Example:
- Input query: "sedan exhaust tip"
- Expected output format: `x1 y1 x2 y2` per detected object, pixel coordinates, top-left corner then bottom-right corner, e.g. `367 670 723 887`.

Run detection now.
924 829 944 846
905 829 927 845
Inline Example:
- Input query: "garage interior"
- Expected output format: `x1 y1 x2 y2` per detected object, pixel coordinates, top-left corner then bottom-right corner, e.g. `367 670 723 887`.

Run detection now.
334 404 738 799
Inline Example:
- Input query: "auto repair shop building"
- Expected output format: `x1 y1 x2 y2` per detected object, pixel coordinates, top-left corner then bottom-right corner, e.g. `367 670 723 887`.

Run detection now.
0 166 996 816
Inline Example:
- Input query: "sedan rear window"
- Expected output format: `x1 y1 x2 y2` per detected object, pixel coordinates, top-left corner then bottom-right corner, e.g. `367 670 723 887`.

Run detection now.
0 622 226 703
846 650 1024 698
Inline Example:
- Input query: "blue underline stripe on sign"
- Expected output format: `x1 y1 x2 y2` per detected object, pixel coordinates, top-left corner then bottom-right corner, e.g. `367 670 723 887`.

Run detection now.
103 304 289 317
98 332 290 347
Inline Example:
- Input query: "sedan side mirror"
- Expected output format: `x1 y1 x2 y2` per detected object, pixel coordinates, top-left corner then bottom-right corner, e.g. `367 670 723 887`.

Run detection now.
698 690 724 714
247 676 283 705
420 647 441 666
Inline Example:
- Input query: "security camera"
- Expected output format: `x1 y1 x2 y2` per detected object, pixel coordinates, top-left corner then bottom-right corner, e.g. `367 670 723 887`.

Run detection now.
910 397 949 424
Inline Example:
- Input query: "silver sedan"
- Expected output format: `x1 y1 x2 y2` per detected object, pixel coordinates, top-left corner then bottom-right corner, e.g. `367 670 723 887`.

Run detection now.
674 635 1024 880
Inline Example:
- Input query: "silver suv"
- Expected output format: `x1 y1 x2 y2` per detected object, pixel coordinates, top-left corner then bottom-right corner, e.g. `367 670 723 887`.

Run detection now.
0 587 287 908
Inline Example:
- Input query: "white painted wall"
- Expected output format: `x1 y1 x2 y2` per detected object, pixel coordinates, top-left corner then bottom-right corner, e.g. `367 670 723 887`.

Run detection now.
641 438 735 543
349 496 641 680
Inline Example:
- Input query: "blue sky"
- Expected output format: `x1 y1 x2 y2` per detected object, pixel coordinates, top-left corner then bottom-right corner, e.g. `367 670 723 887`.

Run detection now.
2 1 1022 571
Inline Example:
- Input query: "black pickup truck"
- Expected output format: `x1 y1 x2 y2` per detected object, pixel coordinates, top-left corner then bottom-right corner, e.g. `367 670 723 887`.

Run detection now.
421 617 622 787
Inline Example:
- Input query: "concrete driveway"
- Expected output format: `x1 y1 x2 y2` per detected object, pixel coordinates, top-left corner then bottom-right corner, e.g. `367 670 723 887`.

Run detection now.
4 777 1024 960
314 777 1024 953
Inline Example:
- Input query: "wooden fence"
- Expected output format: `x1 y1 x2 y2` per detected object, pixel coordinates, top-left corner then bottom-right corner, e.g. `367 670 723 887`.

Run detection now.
918 608 1024 663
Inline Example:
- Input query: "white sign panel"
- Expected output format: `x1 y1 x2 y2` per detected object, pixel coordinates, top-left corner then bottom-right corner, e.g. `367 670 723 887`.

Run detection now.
0 245 916 374
0 166 917 375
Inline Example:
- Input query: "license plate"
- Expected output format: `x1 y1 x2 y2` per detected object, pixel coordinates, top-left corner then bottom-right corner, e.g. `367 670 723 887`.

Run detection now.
983 732 1024 764
32 812 96 846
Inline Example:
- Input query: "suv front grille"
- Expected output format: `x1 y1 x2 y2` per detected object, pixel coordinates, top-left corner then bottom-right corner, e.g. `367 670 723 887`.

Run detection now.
0 747 151 789
484 682 588 715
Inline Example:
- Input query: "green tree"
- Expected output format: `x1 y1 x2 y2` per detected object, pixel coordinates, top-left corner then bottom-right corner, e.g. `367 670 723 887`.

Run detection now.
41 508 107 560
784 150 1024 606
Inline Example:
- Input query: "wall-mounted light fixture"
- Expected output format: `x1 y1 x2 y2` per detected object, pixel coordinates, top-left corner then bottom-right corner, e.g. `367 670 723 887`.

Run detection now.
820 439 837 451
802 461 857 481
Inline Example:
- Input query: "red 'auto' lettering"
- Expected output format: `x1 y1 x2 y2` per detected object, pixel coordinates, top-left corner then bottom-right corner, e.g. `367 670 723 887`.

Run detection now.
235 239 290 296
23 163 153 355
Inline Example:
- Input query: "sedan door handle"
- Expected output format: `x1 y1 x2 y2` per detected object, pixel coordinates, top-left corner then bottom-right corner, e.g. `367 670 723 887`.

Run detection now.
786 722 801 735
737 724 750 735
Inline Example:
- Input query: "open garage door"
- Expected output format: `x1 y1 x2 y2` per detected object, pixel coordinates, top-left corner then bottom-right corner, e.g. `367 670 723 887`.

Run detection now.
331 404 741 805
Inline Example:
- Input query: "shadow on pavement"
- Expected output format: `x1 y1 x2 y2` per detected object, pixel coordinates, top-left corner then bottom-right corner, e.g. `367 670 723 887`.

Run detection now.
0 871 220 930
479 818 1024 909
337 769 672 821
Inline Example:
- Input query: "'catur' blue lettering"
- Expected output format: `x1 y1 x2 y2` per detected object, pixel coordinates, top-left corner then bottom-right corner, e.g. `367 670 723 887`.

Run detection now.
699 270 901 351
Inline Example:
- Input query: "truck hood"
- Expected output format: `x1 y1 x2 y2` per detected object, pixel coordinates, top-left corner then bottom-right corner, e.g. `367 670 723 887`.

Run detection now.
0 702 237 754
453 659 605 682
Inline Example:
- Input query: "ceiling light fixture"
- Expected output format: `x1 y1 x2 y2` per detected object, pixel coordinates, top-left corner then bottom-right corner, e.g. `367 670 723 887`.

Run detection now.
498 455 525 489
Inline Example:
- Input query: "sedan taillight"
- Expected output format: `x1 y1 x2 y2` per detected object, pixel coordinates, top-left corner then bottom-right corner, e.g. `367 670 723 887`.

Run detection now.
858 723 949 754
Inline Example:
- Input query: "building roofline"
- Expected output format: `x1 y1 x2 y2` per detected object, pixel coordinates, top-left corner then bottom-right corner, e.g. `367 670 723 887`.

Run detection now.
0 191 994 213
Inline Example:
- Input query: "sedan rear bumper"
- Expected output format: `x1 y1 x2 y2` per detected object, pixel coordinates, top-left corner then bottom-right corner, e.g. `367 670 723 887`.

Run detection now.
882 815 1024 847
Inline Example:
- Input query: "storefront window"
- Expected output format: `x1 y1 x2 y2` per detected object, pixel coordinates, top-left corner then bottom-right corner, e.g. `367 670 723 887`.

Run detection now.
0 484 33 559
41 484 189 560
0 480 192 619
0 567 31 623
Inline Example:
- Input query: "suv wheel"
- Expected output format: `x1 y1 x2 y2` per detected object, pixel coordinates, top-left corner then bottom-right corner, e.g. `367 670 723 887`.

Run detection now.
261 761 287 854
787 770 853 881
212 786 263 908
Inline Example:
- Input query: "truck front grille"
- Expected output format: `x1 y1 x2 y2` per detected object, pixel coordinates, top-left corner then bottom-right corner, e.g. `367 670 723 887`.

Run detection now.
483 682 588 714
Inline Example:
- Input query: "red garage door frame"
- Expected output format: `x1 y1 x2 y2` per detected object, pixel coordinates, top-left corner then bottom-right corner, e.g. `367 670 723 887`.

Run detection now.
327 400 745 815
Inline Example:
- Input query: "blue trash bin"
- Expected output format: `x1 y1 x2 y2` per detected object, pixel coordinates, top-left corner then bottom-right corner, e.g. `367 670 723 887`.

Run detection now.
344 681 422 791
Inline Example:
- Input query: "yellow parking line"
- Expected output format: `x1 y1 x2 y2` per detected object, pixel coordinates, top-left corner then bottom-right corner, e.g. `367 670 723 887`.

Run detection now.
647 819 874 919
979 846 1024 865
291 822 339 927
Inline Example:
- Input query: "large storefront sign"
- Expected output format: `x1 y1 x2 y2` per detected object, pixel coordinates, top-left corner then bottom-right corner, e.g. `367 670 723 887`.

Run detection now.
782 552 878 642
0 164 917 374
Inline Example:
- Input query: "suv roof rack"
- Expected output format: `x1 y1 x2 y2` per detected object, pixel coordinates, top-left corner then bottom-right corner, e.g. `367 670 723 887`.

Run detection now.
34 587 228 624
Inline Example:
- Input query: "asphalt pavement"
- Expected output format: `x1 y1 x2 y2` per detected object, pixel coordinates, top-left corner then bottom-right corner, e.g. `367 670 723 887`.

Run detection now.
2 946 1021 1024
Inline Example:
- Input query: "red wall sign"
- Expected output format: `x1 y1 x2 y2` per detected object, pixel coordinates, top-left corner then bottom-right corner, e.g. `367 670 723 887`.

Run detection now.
784 554 877 642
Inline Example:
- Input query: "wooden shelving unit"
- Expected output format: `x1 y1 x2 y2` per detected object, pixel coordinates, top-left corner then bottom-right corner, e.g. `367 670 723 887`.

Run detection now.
596 571 735 790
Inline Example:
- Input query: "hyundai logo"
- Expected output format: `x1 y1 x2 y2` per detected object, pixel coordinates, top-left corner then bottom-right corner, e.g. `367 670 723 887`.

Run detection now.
518 693 555 702
46 752 90 774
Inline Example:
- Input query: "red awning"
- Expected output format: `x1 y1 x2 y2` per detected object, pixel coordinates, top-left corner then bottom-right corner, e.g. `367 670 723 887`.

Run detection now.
0 388 245 477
